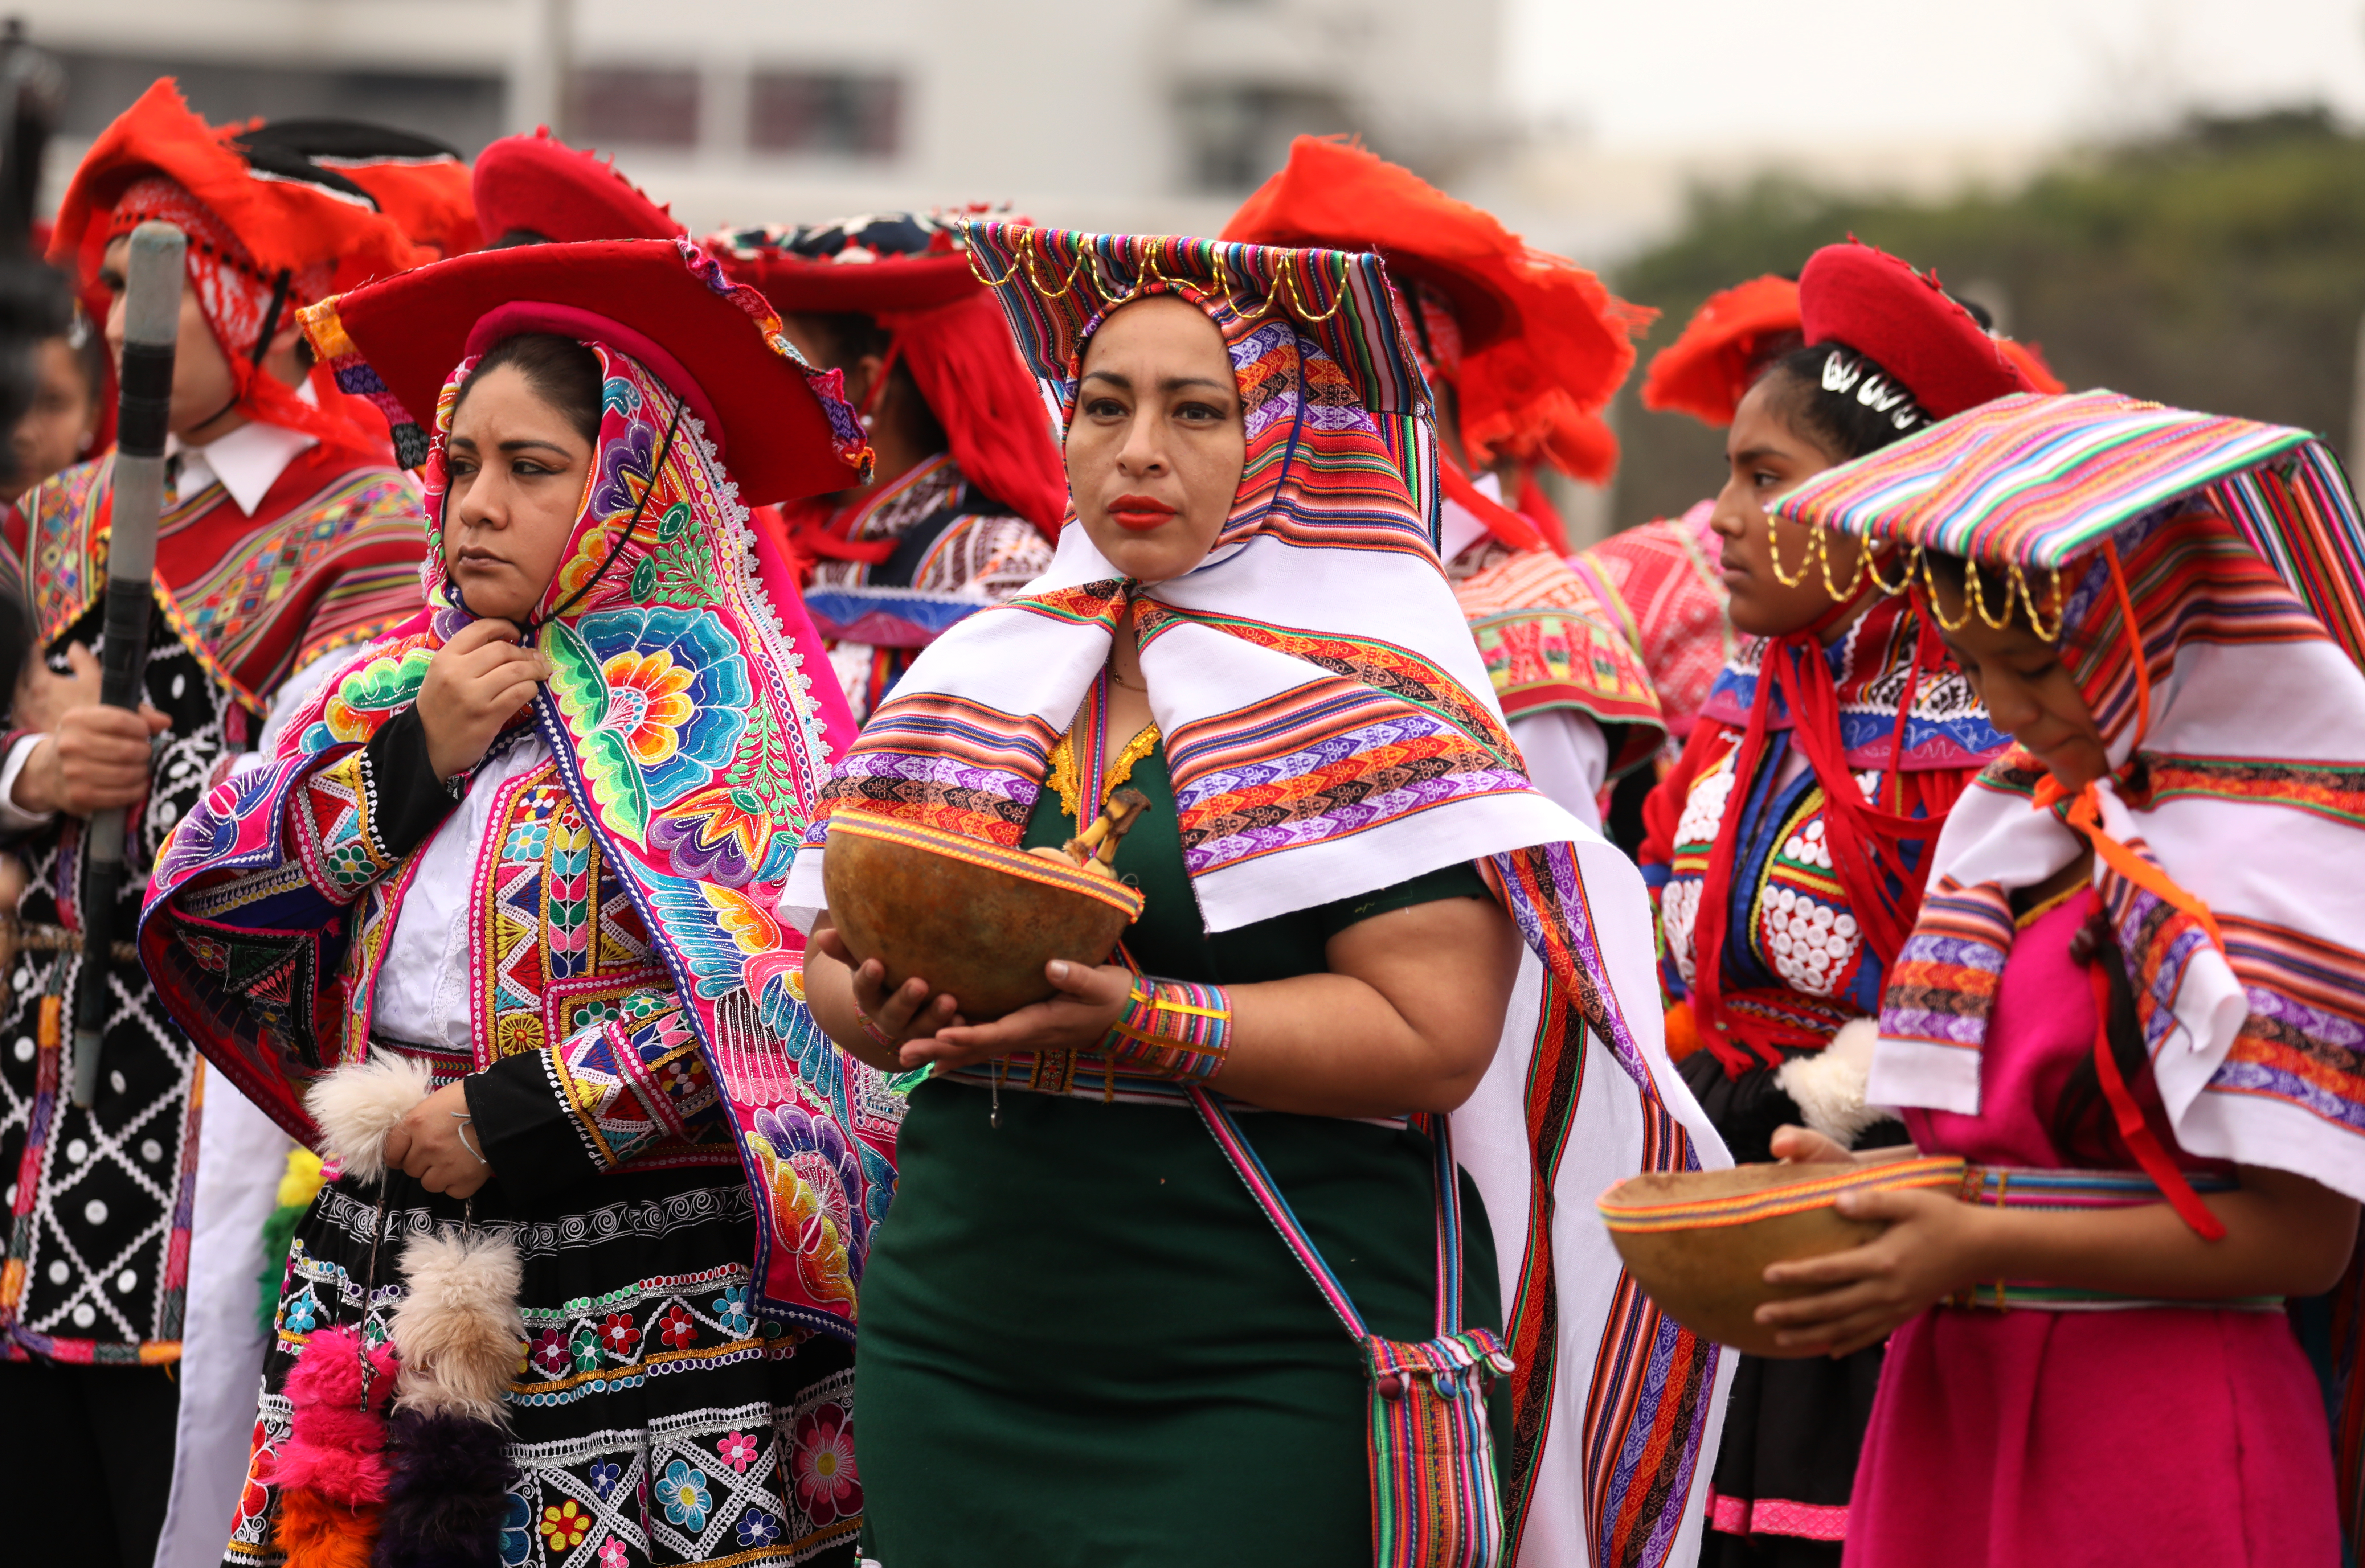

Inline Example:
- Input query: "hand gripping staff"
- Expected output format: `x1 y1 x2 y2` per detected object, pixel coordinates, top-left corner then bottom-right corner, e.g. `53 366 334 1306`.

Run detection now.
71 219 181 1109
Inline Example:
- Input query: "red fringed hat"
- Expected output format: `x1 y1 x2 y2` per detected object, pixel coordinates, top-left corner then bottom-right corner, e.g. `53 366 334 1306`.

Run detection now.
1797 241 2035 419
230 120 477 260
299 238 870 506
1222 136 1652 477
47 79 427 296
472 128 684 245
707 214 1067 535
1641 275 1803 426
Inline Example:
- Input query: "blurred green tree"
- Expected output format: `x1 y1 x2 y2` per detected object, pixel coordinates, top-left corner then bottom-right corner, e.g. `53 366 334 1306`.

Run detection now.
1610 107 2365 530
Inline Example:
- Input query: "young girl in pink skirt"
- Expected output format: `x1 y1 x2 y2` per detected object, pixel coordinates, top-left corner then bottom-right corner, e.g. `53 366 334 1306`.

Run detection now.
1755 431 2365 1568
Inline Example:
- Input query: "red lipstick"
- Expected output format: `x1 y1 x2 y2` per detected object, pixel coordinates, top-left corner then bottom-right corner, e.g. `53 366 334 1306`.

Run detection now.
1108 494 1177 532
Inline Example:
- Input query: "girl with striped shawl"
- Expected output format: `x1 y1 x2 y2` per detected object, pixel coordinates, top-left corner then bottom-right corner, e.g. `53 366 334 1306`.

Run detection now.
1763 394 2365 1568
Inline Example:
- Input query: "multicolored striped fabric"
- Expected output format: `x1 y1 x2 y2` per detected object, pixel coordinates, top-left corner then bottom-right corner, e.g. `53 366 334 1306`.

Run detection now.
1770 389 2365 670
1191 1089 1515 1568
782 226 1732 1566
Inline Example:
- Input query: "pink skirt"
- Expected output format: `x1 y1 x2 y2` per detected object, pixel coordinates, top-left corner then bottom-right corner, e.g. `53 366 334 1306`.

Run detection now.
1844 1304 2340 1567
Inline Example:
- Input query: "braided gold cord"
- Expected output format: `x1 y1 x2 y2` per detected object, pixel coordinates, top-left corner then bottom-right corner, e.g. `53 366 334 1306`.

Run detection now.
1818 528 1871 603
2013 561 2068 642
1274 254 1350 324
1865 539 1923 596
1968 556 2014 629
1018 229 1091 302
1765 512 1815 587
1918 551 1977 631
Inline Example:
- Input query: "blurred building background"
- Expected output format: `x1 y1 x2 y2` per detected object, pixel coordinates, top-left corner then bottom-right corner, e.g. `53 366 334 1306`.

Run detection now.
24 0 2365 538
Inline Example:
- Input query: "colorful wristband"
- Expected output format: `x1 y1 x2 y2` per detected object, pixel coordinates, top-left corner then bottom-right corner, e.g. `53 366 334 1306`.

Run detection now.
1101 974 1232 1082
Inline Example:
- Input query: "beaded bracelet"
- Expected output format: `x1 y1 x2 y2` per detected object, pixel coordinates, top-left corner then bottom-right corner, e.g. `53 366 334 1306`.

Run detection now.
1101 975 1232 1083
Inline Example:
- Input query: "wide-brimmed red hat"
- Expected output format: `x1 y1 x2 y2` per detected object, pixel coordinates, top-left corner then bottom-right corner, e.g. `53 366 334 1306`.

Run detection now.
472 128 683 245
47 79 426 294
1223 136 1650 476
300 238 870 505
1642 275 1803 427
709 213 980 313
1797 241 2035 419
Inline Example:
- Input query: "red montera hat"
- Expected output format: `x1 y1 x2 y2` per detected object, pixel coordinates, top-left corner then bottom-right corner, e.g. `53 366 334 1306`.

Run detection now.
230 119 478 260
1797 241 2034 419
472 128 684 245
301 238 869 505
1642 275 1803 427
708 214 1066 534
1222 136 1650 477
48 79 425 295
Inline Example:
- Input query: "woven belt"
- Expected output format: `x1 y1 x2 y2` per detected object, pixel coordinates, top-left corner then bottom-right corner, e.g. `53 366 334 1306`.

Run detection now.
1943 1163 2280 1312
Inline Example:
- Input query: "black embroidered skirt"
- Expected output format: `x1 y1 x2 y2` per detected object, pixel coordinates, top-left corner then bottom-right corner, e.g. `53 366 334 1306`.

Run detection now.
225 1163 857 1568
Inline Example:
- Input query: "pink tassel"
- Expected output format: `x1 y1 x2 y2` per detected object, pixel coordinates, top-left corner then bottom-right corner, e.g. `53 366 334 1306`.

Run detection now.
278 1323 399 1506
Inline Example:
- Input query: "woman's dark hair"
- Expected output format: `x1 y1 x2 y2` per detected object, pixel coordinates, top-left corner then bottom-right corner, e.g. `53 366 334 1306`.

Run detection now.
788 311 945 456
454 332 603 443
2050 910 2164 1163
1759 341 1931 463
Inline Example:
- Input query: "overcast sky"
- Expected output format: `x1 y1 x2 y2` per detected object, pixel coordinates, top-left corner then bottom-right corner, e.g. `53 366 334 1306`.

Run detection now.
1507 0 2365 150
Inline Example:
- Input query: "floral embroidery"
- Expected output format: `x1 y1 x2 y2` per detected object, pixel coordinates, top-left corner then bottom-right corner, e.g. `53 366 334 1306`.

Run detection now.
598 1311 639 1356
570 1324 603 1371
530 1326 570 1378
600 648 700 767
658 1303 698 1350
597 1538 628 1568
791 1399 861 1524
280 1290 318 1332
659 1457 711 1531
539 1499 592 1551
736 1509 783 1548
744 1104 863 1312
499 1493 534 1566
716 1429 759 1473
587 1460 621 1500
710 1285 750 1335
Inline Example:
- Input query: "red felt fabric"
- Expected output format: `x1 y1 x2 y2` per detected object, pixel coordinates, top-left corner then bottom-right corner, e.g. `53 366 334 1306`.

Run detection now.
1798 242 2035 419
470 127 682 244
1222 135 1649 477
1642 274 1803 427
319 239 862 506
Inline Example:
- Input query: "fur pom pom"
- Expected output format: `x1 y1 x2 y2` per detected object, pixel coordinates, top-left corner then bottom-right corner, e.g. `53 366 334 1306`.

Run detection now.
278 1323 400 1505
308 1054 435 1179
276 1487 382 1568
373 1408 519 1568
390 1228 525 1425
1775 1017 1901 1149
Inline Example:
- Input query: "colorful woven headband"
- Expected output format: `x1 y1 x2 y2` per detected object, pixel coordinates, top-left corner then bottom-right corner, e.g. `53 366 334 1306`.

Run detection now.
957 221 1426 420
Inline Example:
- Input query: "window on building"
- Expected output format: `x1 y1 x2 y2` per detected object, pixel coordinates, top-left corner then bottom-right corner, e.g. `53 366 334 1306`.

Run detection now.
750 72 901 158
1176 83 1355 192
569 68 701 149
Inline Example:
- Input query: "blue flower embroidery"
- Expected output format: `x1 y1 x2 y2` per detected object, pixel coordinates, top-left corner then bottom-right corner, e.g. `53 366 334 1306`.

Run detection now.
588 1460 622 1500
736 1509 782 1548
710 1286 750 1336
280 1291 318 1333
659 1458 711 1531
498 1492 533 1565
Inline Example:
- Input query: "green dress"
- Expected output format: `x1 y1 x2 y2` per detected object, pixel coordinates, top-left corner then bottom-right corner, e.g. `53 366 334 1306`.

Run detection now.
854 742 1507 1566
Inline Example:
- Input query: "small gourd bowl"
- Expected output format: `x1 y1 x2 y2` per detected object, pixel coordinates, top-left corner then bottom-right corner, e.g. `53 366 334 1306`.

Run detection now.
1597 1156 1966 1358
821 813 1144 1021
